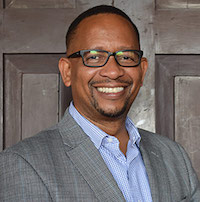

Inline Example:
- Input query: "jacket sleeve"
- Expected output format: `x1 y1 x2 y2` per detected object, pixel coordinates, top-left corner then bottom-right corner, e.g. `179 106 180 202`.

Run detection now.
0 151 53 202
177 144 200 201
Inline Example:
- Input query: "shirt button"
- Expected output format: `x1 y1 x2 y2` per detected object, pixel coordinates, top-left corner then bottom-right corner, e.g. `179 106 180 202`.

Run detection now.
107 137 113 143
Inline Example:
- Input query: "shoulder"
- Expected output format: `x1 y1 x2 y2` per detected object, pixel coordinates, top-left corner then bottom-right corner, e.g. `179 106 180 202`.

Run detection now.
139 129 200 198
138 128 192 171
0 127 60 201
0 124 69 186
139 128 181 150
138 128 198 182
0 109 79 165
0 125 62 161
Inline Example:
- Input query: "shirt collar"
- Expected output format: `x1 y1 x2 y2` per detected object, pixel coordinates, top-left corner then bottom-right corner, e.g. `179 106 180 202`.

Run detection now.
69 102 141 149
125 116 141 147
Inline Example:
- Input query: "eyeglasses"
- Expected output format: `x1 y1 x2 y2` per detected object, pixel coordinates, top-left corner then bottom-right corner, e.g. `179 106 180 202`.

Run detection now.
67 49 143 67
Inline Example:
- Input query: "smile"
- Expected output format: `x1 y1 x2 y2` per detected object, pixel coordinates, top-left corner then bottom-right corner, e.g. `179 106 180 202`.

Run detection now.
97 87 124 93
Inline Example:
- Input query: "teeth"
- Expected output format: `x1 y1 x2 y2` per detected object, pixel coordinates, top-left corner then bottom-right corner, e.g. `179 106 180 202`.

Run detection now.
97 87 124 93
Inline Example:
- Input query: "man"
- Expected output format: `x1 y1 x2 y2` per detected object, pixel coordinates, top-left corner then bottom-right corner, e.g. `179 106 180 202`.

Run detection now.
0 5 199 202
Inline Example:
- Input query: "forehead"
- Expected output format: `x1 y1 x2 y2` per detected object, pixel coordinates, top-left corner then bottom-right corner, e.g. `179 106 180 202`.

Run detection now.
68 13 139 51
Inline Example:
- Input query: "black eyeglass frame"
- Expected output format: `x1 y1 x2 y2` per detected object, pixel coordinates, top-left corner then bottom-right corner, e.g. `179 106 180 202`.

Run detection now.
67 49 143 67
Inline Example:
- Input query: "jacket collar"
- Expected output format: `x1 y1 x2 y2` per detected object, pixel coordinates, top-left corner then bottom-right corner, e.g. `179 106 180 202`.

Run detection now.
58 109 125 202
139 128 171 202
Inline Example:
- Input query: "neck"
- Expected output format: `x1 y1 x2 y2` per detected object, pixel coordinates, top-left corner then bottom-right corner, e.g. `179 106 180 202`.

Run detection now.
86 114 129 155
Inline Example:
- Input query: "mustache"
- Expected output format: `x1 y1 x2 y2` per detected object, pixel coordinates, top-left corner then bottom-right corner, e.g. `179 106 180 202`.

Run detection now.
89 78 132 86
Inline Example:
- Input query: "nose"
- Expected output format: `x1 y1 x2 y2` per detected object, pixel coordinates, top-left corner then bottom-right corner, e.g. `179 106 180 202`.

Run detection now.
99 56 124 79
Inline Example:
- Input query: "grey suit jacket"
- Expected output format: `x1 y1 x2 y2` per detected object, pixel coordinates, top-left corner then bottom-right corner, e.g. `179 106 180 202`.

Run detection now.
0 110 200 202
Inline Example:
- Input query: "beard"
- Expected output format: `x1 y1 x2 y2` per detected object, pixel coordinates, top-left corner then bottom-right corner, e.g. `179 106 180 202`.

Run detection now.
91 97 129 118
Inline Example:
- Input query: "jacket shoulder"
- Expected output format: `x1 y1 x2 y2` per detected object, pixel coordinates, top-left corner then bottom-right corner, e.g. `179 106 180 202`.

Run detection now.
138 128 190 163
139 128 200 199
138 128 180 149
1 125 61 158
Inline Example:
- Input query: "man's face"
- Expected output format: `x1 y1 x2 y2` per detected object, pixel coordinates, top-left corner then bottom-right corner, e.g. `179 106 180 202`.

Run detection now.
59 14 148 122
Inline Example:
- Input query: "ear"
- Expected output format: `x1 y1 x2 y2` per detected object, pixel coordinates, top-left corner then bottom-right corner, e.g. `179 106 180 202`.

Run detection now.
58 57 72 87
140 57 148 86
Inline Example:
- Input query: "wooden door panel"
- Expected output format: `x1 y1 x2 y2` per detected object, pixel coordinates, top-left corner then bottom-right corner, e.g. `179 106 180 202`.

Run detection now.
189 0 200 8
22 74 58 139
4 54 71 148
175 76 200 177
3 9 80 53
155 10 200 54
156 55 200 139
156 0 194 9
4 57 22 147
5 0 75 8
156 55 200 179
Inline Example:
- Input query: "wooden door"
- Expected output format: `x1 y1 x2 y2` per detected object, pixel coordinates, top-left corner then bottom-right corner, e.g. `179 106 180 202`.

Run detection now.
155 1 200 179
156 55 200 177
4 54 71 148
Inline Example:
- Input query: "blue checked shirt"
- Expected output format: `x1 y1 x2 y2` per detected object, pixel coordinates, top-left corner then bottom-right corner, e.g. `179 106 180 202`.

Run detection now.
69 102 152 202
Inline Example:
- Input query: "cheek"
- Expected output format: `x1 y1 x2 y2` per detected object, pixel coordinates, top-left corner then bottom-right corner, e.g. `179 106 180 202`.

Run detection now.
70 65 98 91
127 68 143 83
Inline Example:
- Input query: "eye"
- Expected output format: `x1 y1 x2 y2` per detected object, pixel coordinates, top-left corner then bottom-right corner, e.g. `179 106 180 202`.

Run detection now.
85 55 102 63
88 55 99 60
84 51 106 64
118 55 135 62
121 56 132 60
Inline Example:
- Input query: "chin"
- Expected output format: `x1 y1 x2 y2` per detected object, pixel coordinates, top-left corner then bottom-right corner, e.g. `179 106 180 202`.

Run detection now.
91 96 131 118
96 105 128 118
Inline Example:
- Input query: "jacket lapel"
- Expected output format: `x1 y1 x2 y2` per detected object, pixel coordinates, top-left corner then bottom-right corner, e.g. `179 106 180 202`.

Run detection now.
139 129 171 202
58 110 125 202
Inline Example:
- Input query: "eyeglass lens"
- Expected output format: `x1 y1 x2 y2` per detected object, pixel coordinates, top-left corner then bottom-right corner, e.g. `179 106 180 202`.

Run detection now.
83 50 141 67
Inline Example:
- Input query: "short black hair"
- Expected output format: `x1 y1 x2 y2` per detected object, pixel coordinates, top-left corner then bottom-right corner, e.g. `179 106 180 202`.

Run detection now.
65 5 140 50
